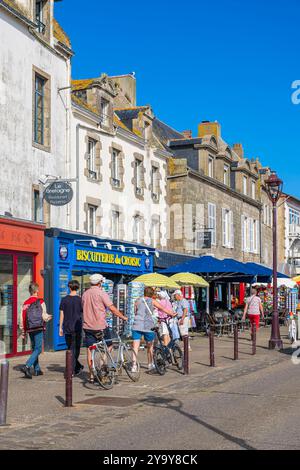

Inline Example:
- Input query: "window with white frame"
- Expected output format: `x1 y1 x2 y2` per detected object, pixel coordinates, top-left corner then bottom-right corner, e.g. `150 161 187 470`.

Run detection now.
151 219 160 247
242 216 259 253
87 205 97 234
112 210 120 239
289 208 300 234
208 203 217 245
251 180 256 199
112 149 120 187
253 219 259 253
100 98 109 126
222 209 234 248
208 156 214 178
243 176 248 196
135 159 143 195
151 166 159 201
87 138 97 179
223 165 230 186
133 215 142 243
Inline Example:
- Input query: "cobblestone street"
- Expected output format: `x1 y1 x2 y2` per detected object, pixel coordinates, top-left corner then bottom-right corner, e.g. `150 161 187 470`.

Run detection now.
0 326 298 450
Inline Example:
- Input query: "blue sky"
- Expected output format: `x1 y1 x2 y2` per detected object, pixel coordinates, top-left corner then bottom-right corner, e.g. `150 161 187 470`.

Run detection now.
55 0 300 197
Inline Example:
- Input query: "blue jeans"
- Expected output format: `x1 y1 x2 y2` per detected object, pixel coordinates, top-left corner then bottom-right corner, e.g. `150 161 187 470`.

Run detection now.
26 331 43 372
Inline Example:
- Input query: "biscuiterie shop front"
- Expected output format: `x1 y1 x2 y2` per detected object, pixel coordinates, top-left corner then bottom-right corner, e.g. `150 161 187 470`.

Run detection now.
44 228 156 351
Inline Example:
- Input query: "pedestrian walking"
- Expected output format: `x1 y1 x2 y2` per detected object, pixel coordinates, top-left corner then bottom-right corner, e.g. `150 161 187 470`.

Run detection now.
173 290 190 343
82 274 127 384
156 291 177 346
242 287 265 332
59 280 84 376
131 287 174 372
20 282 52 379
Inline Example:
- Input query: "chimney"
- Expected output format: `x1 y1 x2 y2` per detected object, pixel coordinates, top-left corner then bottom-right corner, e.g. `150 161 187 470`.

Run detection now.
198 121 221 139
232 143 244 159
182 130 192 139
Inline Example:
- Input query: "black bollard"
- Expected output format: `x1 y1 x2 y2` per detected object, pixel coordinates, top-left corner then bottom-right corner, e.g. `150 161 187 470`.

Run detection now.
65 350 73 407
209 327 215 367
234 323 239 361
183 335 189 375
0 361 9 426
252 323 257 356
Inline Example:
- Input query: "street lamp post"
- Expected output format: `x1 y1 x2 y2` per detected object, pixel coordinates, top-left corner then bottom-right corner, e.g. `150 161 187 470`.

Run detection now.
265 171 283 350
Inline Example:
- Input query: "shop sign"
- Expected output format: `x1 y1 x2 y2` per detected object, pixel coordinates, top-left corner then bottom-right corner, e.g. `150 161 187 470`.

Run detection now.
197 231 212 249
44 182 73 207
76 249 142 268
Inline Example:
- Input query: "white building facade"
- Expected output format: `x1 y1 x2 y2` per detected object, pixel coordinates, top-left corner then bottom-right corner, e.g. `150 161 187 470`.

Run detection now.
0 0 73 227
278 194 300 276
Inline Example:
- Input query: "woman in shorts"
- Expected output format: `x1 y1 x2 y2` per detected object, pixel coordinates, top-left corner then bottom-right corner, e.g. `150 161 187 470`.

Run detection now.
132 287 174 372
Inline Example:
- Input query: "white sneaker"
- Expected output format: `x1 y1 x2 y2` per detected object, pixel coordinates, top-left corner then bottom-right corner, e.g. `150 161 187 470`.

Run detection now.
131 364 138 373
148 363 155 371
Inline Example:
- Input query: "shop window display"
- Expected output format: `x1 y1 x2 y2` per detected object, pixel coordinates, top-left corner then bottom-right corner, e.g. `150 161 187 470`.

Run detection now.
0 254 13 355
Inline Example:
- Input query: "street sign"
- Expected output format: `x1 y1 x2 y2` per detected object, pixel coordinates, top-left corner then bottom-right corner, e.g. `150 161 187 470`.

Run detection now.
196 231 212 249
44 181 73 207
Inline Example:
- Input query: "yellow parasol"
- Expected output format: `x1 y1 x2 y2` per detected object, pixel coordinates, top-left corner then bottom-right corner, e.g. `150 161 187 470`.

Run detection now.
133 273 180 289
169 272 209 287
293 275 300 285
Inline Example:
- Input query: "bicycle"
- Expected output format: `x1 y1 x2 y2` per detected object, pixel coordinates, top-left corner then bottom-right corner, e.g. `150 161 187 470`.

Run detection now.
152 319 183 376
89 331 140 390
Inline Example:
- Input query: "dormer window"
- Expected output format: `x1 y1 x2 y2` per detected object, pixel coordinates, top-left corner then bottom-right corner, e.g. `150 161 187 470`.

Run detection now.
243 176 248 195
208 156 214 178
223 164 230 186
100 98 110 127
35 1 45 34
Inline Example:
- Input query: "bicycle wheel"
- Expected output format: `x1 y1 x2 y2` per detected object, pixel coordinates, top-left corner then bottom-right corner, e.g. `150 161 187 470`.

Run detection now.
153 347 166 376
93 349 115 390
122 345 140 382
172 344 183 371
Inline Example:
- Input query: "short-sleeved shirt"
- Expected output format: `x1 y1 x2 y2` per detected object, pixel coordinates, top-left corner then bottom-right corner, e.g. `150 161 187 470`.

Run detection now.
59 295 83 334
247 295 262 316
82 286 113 331
174 298 190 319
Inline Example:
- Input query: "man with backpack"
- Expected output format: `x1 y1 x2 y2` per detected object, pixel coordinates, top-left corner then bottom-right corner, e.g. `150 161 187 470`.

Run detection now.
20 282 52 379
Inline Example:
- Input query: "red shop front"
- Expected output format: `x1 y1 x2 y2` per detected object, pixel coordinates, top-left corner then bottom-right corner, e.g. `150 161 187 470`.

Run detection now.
0 217 45 358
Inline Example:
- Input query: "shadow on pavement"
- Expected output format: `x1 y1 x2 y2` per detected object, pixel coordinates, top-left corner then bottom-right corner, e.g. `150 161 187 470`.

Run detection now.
141 395 256 450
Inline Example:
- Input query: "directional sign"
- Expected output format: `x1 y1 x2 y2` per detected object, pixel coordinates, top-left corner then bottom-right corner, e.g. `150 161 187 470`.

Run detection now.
44 182 73 207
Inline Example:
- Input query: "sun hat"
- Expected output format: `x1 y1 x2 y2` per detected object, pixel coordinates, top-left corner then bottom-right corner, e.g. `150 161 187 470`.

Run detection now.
90 273 105 285
158 290 169 299
173 289 183 297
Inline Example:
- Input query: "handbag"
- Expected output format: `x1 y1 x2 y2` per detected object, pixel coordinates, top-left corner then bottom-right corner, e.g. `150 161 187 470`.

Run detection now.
142 298 158 329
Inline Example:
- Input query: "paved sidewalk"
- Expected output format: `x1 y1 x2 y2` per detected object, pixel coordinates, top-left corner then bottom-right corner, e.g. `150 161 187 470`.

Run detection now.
0 326 295 449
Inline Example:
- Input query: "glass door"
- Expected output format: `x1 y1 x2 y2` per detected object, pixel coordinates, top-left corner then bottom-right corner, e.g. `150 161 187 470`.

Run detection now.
0 254 14 356
0 251 34 357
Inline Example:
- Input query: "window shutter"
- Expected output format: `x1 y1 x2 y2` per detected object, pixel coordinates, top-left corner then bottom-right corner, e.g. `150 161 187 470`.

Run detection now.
230 211 234 248
241 215 244 252
222 209 226 247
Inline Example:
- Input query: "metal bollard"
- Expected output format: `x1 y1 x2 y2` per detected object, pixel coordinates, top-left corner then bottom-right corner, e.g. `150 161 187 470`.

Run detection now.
209 327 215 367
252 323 257 356
234 323 239 361
0 361 9 426
183 335 189 375
65 350 73 408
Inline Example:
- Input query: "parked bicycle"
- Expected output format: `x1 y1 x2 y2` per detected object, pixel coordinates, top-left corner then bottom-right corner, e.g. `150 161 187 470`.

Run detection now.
89 331 140 390
152 319 183 375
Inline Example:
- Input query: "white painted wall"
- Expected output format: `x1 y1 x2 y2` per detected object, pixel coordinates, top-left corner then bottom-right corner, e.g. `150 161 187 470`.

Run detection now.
0 6 71 227
70 107 168 248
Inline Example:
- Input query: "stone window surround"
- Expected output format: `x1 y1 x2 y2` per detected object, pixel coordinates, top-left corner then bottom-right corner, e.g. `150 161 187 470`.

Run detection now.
84 132 102 183
132 153 146 200
83 197 102 235
132 211 146 244
109 143 125 191
110 204 125 240
34 0 51 43
32 66 51 153
149 161 162 203
32 183 51 227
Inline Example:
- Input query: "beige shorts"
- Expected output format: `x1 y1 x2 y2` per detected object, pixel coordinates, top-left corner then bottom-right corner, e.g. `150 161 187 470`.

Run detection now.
159 321 170 336
179 317 190 337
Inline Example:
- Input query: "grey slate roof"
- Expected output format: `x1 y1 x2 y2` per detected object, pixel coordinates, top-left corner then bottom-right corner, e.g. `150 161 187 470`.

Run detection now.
152 118 185 150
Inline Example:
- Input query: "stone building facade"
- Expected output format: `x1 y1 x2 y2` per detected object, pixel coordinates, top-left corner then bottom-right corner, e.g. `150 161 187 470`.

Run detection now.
153 119 273 266
0 0 73 228
69 74 170 249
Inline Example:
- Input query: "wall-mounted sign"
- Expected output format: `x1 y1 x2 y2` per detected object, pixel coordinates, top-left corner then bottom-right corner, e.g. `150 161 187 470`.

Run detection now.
145 258 151 270
59 245 68 260
44 182 73 207
196 231 212 250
